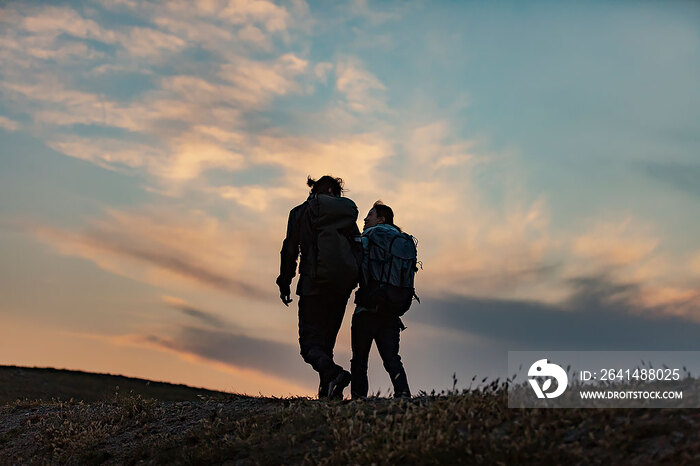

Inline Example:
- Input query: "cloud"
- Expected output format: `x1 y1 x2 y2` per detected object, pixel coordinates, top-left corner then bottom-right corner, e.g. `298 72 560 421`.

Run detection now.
153 15 233 48
4 0 697 330
692 252 700 277
212 185 297 211
563 217 699 313
101 0 303 56
0 2 328 198
2 81 134 129
641 161 700 199
162 295 229 328
3 80 101 107
2 73 242 133
15 5 186 60
156 136 245 181
636 286 700 317
47 130 247 181
404 121 477 170
346 0 402 26
0 115 19 131
411 275 700 350
116 27 187 58
141 325 312 387
1 49 317 181
363 123 560 303
218 54 309 105
414 193 559 302
191 125 246 144
13 2 288 62
2 34 105 62
97 0 141 10
78 329 313 394
237 24 271 49
361 121 699 313
219 0 290 33
28 209 271 301
571 217 658 267
22 6 116 43
253 132 393 187
47 137 161 172
335 57 387 113
310 63 331 87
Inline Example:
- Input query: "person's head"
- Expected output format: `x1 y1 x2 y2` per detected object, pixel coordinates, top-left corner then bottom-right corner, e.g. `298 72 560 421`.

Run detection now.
364 200 399 231
307 175 344 197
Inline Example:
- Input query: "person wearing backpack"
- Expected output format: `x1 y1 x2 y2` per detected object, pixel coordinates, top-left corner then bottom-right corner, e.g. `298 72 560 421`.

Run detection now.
351 201 417 399
276 175 362 399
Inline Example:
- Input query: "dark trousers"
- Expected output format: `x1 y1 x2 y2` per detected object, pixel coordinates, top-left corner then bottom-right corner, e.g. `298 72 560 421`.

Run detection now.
298 291 350 395
350 311 410 398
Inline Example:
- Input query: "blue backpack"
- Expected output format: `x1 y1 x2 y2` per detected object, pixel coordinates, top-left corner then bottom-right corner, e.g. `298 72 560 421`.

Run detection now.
359 225 420 316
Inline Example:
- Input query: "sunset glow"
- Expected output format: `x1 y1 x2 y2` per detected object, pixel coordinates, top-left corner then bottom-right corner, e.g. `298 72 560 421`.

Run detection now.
1 0 699 396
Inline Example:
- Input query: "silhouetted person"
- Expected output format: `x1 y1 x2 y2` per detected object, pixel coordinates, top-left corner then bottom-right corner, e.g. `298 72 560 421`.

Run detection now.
351 201 414 399
277 175 362 399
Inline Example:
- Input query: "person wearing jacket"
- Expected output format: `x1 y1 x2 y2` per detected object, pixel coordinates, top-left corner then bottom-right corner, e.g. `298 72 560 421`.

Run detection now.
276 175 361 399
351 201 411 399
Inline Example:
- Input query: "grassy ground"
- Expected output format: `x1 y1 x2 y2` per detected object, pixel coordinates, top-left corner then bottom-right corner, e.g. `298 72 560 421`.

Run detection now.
2 389 700 464
1 366 699 464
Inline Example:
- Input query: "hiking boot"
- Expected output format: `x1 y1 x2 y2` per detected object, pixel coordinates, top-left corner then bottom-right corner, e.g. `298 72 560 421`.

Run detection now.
327 370 351 400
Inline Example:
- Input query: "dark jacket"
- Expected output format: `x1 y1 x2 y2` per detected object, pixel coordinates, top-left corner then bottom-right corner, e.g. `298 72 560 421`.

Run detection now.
276 195 361 296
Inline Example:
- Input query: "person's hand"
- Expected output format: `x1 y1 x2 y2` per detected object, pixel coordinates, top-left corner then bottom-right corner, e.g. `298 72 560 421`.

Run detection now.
279 283 293 307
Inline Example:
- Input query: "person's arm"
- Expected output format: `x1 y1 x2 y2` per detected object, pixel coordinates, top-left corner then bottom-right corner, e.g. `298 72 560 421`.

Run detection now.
276 207 301 305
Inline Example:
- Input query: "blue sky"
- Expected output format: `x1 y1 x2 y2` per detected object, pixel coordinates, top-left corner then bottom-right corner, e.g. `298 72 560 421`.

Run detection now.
1 0 699 396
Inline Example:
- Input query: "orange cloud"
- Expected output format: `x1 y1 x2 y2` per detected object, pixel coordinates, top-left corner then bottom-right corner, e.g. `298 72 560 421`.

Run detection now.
252 132 394 195
238 24 271 49
46 129 247 182
213 185 298 212
28 209 270 301
637 286 700 313
220 0 290 33
18 6 186 60
562 218 700 315
117 26 186 58
155 137 245 181
572 218 659 267
47 137 161 172
22 6 116 42
218 54 309 105
153 15 233 47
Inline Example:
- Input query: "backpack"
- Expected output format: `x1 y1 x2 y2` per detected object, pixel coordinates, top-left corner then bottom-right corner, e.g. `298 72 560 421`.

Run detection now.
308 194 362 291
360 225 420 316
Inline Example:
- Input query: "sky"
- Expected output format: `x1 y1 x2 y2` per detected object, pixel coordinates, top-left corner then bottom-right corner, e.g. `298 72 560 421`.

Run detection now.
1 0 699 397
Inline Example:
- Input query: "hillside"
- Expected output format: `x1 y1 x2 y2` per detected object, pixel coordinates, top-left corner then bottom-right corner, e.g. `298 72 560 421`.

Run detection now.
0 365 230 404
1 366 699 464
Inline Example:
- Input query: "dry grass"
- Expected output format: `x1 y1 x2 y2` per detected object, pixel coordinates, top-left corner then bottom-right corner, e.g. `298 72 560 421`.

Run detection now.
2 381 699 465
